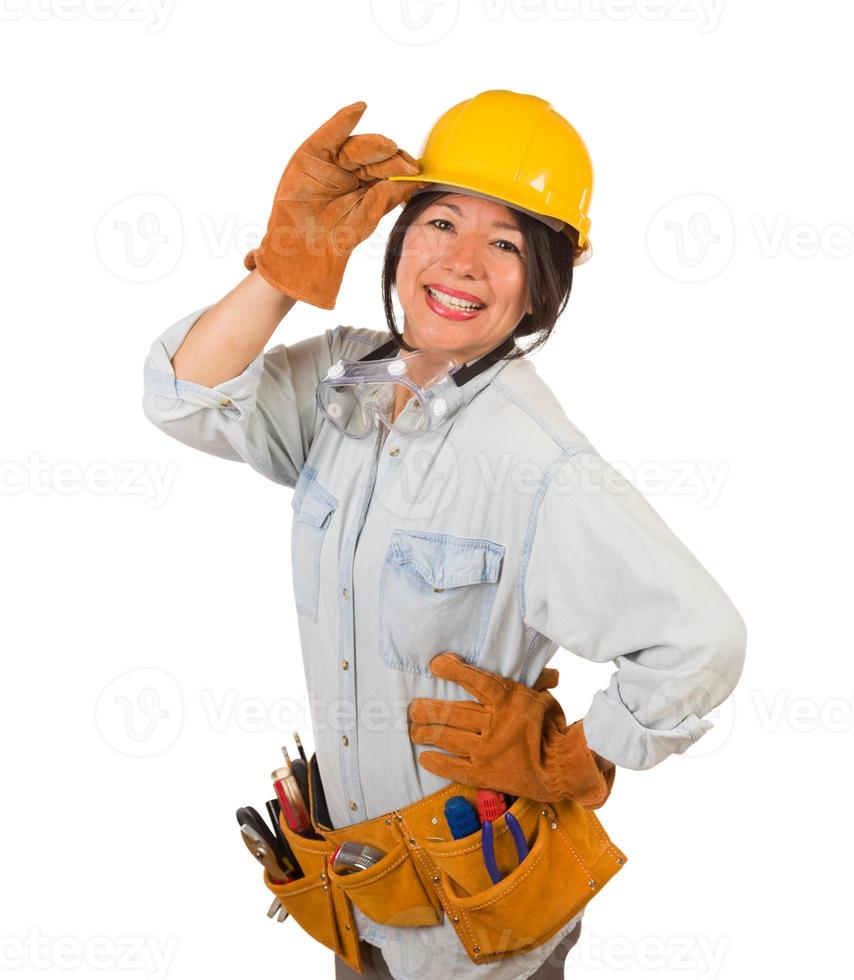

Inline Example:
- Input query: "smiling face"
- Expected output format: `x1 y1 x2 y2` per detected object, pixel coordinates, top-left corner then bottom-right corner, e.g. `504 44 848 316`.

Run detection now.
394 193 533 364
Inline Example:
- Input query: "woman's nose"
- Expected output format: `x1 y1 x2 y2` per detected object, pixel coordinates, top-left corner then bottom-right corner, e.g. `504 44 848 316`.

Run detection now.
441 234 485 280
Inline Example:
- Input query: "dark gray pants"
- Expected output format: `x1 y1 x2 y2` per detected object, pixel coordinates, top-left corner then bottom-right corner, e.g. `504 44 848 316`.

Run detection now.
334 920 582 979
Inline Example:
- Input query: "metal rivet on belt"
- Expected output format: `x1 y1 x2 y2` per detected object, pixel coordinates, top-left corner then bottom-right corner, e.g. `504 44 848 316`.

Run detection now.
473 947 480 956
551 822 558 830
452 916 459 924
409 838 416 847
320 872 327 880
432 875 440 884
323 885 329 890
395 814 403 822
616 857 624 864
588 879 597 889
385 818 392 825
431 816 438 824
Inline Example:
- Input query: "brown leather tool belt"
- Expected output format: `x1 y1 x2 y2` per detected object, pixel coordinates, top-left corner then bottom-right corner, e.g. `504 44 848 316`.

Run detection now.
262 754 627 974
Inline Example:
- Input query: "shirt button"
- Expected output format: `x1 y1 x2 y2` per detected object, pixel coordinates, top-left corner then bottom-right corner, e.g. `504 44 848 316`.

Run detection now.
341 660 349 670
342 587 349 599
342 735 349 746
218 397 232 407
349 800 358 812
388 446 399 457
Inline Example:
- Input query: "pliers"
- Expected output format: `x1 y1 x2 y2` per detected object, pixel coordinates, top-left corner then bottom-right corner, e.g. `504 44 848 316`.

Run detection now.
481 811 529 885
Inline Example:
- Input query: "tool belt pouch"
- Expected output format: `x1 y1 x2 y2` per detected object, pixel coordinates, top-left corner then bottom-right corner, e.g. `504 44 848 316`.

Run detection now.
262 754 628 974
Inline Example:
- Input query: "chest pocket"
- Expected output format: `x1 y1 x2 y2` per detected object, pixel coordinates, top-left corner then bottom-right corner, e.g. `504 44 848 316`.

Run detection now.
378 529 504 675
291 467 337 622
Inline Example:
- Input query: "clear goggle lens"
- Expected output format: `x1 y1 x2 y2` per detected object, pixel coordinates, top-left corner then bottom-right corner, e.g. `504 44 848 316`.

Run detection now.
316 349 456 440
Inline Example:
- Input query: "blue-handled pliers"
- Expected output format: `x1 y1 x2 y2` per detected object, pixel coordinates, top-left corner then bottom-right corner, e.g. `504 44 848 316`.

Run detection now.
481 811 529 884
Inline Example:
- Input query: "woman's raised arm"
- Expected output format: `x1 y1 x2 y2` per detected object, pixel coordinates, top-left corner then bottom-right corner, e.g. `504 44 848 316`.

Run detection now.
170 269 296 388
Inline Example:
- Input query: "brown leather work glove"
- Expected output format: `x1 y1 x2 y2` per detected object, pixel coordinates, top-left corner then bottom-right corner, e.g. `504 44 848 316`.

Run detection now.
408 652 616 809
245 100 427 309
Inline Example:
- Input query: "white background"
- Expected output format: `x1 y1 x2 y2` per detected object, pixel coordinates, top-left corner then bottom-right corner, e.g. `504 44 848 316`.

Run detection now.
2 1 850 978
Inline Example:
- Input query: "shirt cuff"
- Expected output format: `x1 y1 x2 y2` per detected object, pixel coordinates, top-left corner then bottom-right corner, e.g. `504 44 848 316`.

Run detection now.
143 305 265 420
581 691 714 771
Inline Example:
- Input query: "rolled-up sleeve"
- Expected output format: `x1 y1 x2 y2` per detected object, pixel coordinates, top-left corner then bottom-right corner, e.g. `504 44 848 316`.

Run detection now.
142 306 337 487
522 450 747 771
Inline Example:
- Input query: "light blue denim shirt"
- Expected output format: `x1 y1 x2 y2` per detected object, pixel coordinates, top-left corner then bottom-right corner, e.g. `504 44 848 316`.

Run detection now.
142 306 747 980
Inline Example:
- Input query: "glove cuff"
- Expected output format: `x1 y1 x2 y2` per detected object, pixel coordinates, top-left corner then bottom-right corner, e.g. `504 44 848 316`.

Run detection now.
543 718 616 809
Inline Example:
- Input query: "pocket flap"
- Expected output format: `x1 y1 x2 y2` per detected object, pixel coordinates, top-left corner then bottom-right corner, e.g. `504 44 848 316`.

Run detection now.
292 476 337 528
389 530 504 588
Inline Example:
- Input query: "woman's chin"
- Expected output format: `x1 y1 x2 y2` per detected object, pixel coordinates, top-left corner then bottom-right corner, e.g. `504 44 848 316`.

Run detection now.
401 319 471 354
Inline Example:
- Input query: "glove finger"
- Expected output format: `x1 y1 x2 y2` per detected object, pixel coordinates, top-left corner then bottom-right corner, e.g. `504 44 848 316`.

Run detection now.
336 133 400 170
416 750 473 784
532 666 560 691
354 178 429 229
409 723 479 757
408 697 487 731
356 152 420 182
395 147 420 170
428 652 506 706
302 100 369 158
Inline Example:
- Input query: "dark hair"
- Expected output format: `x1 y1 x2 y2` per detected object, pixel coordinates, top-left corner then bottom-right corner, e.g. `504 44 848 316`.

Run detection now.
381 190 579 360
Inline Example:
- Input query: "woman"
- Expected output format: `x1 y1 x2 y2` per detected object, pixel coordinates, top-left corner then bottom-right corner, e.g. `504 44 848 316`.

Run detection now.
142 92 747 980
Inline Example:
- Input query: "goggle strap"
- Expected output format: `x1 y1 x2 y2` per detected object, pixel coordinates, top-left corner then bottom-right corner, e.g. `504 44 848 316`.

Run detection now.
357 339 400 363
450 334 518 386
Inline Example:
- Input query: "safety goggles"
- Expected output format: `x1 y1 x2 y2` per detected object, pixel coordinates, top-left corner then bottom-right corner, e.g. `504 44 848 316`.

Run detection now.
316 335 516 440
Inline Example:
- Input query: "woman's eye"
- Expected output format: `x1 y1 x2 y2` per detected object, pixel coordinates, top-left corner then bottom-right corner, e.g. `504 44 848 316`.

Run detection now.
426 219 522 255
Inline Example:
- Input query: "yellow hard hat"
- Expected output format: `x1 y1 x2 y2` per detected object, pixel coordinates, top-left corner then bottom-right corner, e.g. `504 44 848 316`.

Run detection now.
388 89 594 266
